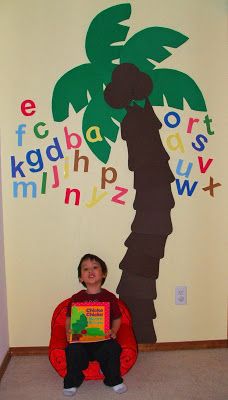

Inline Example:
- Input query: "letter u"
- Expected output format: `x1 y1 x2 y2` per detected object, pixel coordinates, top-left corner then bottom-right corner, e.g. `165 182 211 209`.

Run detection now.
176 159 193 178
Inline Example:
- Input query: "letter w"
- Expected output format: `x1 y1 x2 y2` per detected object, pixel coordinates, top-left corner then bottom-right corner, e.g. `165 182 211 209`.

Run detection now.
175 179 198 197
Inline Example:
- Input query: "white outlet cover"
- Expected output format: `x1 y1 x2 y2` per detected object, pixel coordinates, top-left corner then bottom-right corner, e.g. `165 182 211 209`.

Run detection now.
175 286 187 305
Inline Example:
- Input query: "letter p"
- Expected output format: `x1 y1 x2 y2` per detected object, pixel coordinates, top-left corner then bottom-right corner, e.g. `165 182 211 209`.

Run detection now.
101 167 117 189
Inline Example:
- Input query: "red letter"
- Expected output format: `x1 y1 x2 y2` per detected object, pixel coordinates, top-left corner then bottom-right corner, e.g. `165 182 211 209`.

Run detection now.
52 165 59 188
21 99 36 116
65 188 80 205
64 126 82 149
198 156 213 174
187 117 199 134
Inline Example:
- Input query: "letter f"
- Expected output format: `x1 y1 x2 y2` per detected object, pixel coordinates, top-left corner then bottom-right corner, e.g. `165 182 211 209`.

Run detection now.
16 124 26 146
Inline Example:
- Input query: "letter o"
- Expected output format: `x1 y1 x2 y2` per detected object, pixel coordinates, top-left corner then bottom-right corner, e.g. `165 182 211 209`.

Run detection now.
164 111 181 128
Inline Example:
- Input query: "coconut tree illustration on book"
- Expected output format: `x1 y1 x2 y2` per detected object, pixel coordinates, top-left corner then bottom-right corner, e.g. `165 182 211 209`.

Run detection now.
52 4 206 343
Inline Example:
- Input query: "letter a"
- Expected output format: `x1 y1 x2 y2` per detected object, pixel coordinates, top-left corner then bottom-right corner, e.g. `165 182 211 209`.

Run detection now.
166 133 185 153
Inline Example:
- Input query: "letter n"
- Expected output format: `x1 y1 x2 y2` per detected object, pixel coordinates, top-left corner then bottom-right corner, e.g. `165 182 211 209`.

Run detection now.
65 188 80 205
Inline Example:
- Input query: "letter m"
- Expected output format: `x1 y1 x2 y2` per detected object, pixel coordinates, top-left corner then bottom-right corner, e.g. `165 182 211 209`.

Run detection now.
175 179 198 197
13 181 37 198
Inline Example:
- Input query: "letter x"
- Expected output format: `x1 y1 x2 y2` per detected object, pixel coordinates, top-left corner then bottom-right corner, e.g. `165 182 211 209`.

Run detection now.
202 176 221 197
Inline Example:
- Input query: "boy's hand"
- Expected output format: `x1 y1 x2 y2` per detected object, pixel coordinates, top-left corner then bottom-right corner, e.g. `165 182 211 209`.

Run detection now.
66 329 72 342
65 316 71 342
109 317 121 339
109 329 117 339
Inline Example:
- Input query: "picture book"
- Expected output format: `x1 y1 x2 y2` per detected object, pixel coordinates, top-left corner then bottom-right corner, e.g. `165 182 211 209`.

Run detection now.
70 302 111 343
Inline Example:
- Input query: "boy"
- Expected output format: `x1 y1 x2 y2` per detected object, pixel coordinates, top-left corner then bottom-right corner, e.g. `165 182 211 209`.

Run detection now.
63 253 127 396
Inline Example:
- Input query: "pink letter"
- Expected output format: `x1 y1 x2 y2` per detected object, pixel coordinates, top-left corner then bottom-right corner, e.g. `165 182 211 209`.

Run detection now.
52 165 59 188
64 126 82 149
187 117 199 134
111 186 128 205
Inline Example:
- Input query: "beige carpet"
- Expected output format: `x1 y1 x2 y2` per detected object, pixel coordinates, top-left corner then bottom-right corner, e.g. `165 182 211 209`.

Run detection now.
0 349 227 400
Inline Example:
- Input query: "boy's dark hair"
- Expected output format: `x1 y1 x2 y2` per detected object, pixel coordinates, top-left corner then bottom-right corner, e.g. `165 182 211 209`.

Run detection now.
77 253 108 287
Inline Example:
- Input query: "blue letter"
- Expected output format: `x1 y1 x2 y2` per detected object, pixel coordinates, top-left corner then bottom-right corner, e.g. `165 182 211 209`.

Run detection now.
13 181 37 198
26 149 44 173
192 134 208 152
11 156 25 178
176 159 193 178
16 124 26 146
164 111 181 128
46 137 64 162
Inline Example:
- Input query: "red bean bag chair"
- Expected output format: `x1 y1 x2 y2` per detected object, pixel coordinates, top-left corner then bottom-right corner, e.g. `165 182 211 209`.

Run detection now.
49 298 138 380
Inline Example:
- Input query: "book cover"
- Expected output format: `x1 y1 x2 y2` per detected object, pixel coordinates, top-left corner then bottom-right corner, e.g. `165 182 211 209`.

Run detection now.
70 302 111 343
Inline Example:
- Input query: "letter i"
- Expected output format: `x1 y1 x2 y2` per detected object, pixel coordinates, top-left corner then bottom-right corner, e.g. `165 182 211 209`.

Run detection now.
41 172 47 194
64 156 69 178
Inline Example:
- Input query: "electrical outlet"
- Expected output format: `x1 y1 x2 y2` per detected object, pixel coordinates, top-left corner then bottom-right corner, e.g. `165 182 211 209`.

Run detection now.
175 286 187 305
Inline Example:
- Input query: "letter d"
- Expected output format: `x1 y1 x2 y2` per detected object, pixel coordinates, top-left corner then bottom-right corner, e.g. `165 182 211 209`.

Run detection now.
46 137 64 162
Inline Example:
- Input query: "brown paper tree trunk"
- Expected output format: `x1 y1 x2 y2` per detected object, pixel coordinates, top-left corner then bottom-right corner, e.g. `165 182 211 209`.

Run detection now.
116 98 175 343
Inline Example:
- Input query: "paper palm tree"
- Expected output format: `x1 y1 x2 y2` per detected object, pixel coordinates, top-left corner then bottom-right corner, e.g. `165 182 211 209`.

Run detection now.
52 4 207 343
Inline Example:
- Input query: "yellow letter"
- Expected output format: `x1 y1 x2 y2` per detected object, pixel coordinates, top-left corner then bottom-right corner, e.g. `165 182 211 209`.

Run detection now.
86 126 103 143
86 186 108 208
166 132 185 153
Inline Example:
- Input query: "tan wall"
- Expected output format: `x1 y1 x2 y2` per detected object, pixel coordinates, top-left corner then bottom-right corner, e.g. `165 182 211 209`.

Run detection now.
0 0 227 346
0 144 9 362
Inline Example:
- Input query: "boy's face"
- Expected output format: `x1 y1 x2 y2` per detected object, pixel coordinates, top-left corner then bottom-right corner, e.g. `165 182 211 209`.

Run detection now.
79 258 106 287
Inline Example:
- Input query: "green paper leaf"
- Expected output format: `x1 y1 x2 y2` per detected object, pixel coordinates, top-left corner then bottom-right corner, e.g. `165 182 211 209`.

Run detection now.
52 62 118 122
86 3 131 65
149 68 207 111
120 27 188 75
82 95 126 163
52 64 103 122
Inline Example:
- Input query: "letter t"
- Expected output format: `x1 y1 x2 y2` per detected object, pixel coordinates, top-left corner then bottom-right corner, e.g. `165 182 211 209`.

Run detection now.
203 115 214 135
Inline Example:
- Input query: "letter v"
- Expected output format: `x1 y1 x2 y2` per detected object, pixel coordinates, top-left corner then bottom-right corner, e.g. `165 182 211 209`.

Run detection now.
86 186 108 208
198 156 213 173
